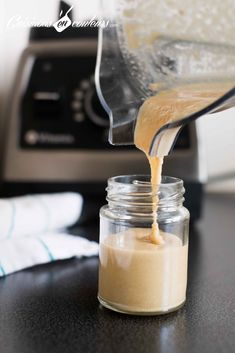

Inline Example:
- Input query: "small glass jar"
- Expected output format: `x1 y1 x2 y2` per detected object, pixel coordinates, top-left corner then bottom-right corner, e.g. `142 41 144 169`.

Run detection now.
98 175 190 315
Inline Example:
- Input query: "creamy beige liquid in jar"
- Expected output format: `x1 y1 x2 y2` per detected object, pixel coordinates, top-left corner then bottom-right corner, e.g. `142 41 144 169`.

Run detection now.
98 175 189 315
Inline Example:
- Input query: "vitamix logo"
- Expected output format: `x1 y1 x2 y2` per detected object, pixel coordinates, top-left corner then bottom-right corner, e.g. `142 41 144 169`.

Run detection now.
25 130 75 145
6 3 109 31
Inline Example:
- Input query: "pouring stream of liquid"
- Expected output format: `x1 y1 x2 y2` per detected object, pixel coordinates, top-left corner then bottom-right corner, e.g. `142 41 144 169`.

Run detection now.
134 81 234 244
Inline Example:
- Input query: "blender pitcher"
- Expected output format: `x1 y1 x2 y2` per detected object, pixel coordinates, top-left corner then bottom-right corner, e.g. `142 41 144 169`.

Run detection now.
95 0 235 156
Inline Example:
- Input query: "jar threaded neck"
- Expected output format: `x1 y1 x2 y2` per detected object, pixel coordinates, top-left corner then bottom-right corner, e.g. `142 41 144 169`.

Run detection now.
106 175 185 214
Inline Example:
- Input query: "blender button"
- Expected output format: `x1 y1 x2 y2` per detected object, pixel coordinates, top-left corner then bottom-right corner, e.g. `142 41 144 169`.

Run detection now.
74 113 85 122
71 101 82 110
25 130 39 145
73 90 84 99
42 62 52 72
80 80 90 90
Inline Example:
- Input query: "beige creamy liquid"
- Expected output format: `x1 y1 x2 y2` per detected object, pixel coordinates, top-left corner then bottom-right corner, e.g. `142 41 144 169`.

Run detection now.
99 228 188 313
134 81 234 243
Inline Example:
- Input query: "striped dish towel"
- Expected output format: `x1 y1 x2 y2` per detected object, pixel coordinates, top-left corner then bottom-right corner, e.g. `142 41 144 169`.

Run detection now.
0 193 98 277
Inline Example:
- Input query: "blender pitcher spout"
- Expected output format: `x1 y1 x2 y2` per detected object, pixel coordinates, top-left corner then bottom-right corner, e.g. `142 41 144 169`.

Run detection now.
149 86 235 157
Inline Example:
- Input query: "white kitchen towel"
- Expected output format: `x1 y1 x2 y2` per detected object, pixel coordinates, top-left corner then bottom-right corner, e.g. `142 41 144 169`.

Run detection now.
0 232 98 277
0 193 83 239
0 192 98 277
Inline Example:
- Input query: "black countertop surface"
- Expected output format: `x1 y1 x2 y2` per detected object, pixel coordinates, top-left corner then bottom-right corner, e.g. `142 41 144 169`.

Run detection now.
0 193 235 353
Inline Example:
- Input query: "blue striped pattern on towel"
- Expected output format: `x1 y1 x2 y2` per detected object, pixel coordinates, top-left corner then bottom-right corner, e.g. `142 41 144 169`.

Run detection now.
37 238 55 261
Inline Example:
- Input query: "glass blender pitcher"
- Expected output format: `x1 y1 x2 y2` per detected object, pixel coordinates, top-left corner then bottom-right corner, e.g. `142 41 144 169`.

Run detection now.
95 0 235 156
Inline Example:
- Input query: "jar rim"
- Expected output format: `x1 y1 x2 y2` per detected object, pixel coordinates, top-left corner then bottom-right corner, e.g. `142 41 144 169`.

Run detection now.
108 175 183 188
106 175 185 210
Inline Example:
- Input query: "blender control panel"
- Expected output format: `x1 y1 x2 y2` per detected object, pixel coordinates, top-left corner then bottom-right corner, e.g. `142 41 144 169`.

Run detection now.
20 42 190 151
20 53 116 150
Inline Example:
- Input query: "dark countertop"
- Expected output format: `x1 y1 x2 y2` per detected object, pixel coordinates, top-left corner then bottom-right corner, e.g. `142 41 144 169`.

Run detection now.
0 193 235 353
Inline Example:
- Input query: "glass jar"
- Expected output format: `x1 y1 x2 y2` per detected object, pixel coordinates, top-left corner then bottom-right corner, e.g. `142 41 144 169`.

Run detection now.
98 175 190 315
